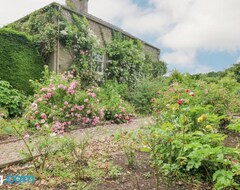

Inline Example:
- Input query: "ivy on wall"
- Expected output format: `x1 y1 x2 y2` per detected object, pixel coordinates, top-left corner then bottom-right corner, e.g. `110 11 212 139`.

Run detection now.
104 35 145 86
60 13 102 87
99 26 107 47
6 6 59 60
143 54 167 78
0 29 45 94
4 4 166 90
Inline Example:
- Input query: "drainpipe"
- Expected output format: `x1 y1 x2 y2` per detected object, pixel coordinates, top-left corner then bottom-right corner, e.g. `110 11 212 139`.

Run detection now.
56 5 61 73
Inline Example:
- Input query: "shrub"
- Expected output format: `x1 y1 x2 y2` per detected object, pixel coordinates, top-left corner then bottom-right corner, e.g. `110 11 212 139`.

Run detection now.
26 67 103 134
97 81 135 124
0 80 26 117
105 37 144 87
140 77 240 190
153 74 240 116
0 29 45 94
128 77 166 114
142 54 167 78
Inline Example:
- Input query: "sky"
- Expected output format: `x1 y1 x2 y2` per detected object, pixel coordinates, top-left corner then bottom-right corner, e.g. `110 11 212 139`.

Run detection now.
0 0 240 74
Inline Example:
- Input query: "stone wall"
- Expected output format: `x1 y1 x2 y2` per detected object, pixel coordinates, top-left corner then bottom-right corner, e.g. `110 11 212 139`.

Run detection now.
57 6 160 73
5 2 160 73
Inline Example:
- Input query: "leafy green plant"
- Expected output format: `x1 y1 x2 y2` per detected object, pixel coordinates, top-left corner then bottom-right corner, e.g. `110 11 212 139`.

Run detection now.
139 77 240 190
105 37 144 87
0 80 26 117
227 119 240 133
97 81 135 124
60 135 90 181
6 6 59 59
128 77 166 114
0 29 45 94
115 131 138 168
142 54 167 78
60 14 100 87
108 165 122 179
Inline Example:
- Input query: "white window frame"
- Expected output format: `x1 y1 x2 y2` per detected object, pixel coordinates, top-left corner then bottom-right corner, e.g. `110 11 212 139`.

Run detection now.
92 54 104 74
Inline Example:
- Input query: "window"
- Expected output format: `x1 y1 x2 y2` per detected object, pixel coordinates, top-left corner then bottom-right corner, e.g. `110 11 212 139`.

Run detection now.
92 54 104 74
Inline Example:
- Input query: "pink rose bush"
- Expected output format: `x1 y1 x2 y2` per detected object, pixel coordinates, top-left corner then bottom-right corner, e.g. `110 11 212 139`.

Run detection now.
26 69 135 134
96 82 135 124
26 70 104 134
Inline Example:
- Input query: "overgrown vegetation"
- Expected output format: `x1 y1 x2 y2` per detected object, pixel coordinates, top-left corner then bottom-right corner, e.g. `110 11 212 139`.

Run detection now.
0 81 26 118
1 3 240 190
137 73 240 190
0 29 45 94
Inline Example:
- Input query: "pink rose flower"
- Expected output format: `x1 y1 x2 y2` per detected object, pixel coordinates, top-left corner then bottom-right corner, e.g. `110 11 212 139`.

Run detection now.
41 113 47 119
177 99 184 105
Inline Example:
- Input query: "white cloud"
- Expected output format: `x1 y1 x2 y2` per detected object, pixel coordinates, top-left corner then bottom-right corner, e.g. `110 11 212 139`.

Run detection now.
236 56 240 63
89 0 240 73
162 51 196 68
0 0 65 27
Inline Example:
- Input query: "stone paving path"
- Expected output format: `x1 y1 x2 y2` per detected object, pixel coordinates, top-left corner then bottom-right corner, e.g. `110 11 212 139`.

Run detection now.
0 117 152 168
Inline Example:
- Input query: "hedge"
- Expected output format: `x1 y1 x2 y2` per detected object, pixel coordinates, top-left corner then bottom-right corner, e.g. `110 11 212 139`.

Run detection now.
0 28 45 94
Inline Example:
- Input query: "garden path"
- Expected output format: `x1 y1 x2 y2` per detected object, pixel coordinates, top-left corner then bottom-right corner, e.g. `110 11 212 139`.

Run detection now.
0 117 152 169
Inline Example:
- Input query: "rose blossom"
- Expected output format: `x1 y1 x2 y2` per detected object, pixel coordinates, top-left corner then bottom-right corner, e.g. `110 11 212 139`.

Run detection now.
41 113 47 119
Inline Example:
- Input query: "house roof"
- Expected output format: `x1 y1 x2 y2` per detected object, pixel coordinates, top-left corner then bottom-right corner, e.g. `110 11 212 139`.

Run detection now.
7 2 160 52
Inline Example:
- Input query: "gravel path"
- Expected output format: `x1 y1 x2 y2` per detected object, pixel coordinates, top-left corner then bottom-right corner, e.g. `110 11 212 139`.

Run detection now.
0 117 152 168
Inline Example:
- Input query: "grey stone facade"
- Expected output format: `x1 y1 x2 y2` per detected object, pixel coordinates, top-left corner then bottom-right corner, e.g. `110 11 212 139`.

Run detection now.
6 2 160 73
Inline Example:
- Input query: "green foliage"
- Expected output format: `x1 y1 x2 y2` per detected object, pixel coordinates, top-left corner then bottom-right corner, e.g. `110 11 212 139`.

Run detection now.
97 81 135 123
142 54 167 77
60 135 90 181
6 6 59 59
168 70 184 84
154 74 240 115
0 29 45 94
26 67 103 133
60 14 100 87
115 131 139 167
152 60 167 77
213 170 236 190
0 117 28 138
139 76 240 189
225 63 240 82
227 119 240 133
192 63 240 83
108 165 122 178
128 77 166 114
105 37 144 87
0 80 26 117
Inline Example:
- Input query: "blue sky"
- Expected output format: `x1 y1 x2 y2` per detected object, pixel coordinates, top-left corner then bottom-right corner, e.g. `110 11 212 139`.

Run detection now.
1 0 240 74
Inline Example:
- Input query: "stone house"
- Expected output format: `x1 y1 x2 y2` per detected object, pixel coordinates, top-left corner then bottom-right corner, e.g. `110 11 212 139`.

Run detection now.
6 0 160 74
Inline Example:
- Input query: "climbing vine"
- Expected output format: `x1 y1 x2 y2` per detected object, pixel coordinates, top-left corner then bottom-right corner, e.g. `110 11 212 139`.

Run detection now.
4 3 164 89
99 26 107 47
6 6 59 60
60 13 101 87
105 36 145 86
